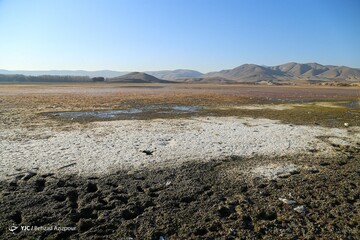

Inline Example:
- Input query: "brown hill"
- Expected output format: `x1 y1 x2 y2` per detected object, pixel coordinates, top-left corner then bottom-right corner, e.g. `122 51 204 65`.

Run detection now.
145 69 203 80
107 72 173 83
205 64 281 82
317 66 360 80
202 63 360 83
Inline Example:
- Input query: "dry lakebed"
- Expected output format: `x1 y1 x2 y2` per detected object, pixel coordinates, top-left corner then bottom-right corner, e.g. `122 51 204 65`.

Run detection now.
0 84 359 239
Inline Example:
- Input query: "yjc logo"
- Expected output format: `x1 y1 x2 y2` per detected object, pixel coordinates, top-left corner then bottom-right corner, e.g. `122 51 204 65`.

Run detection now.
9 226 18 234
21 226 31 231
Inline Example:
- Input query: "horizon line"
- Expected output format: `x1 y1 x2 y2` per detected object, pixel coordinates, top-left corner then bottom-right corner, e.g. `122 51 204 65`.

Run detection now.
1 61 360 73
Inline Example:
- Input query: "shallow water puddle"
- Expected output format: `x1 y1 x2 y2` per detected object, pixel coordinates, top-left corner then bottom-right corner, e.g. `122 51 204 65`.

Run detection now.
48 105 203 120
51 109 143 119
155 105 201 113
339 100 360 109
116 86 173 89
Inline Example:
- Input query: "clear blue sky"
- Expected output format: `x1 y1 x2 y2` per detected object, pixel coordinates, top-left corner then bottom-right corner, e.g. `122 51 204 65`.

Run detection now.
0 0 359 73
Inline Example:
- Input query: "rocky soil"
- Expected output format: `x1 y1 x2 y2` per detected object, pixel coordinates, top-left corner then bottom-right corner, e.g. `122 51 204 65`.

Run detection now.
1 143 359 239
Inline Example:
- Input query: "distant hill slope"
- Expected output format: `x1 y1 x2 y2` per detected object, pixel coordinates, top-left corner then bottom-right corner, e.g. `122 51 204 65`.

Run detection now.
203 63 360 83
177 77 237 84
0 74 91 83
106 72 173 83
0 69 203 80
145 69 203 80
205 64 281 82
1 63 359 83
0 69 128 78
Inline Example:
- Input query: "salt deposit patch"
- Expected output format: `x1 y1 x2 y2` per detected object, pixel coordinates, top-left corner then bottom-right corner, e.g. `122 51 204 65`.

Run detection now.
251 163 300 179
220 102 345 111
222 105 296 110
326 137 353 146
0 117 359 179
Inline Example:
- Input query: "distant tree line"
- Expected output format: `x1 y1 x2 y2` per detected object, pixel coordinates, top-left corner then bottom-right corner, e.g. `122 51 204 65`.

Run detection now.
92 77 105 82
0 74 95 83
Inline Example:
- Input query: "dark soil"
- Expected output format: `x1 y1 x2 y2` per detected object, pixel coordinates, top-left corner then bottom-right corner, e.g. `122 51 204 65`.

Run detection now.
1 145 359 239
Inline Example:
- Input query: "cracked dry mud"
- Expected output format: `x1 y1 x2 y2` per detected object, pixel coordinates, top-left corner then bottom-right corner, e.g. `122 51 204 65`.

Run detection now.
1 145 359 239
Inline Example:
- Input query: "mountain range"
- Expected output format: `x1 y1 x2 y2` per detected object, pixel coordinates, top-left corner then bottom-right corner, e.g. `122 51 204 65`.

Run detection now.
0 69 128 78
0 69 202 80
202 63 360 83
1 62 360 83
